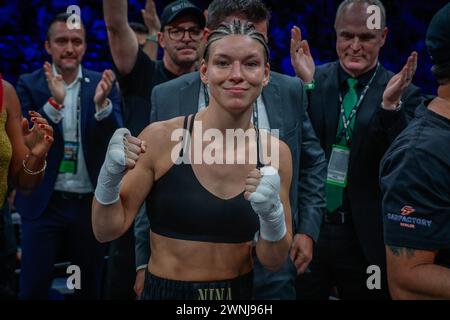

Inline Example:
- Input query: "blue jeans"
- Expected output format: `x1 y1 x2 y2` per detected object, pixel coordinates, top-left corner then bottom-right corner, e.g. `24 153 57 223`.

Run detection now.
252 254 297 300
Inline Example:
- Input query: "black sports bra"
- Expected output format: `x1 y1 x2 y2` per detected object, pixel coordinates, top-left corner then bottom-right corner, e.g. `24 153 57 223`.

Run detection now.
146 114 260 243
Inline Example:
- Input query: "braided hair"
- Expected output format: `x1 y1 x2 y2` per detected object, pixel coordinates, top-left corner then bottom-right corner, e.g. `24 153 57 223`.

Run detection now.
203 20 269 63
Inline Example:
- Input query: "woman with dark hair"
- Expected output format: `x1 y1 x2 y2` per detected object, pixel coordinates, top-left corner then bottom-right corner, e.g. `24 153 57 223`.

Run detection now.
92 20 293 300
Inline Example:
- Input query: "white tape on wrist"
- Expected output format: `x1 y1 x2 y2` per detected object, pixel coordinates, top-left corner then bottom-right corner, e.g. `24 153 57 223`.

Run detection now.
95 128 131 205
259 204 287 242
249 166 287 242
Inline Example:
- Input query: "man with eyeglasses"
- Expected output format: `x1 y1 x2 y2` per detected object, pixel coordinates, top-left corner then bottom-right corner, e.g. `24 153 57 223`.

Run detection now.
104 0 205 137
166 25 203 41
103 0 205 298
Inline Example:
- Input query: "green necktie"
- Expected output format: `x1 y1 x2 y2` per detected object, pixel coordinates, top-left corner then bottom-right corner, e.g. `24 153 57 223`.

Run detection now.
326 77 358 213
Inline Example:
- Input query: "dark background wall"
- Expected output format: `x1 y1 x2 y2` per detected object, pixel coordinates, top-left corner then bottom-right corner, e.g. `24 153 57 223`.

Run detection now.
0 0 448 95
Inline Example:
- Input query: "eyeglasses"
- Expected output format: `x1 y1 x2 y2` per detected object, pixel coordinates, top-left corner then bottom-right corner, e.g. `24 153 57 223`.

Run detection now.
166 27 203 41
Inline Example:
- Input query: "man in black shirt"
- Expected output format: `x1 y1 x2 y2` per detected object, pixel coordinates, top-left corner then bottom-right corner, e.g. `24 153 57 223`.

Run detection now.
380 3 450 299
104 0 205 136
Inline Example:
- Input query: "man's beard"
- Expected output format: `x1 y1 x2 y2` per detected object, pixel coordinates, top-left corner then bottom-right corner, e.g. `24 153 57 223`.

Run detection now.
59 58 79 73
173 53 199 69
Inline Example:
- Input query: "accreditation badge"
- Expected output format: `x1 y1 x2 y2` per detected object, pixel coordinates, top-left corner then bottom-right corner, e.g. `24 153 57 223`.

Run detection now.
327 144 350 188
59 141 79 174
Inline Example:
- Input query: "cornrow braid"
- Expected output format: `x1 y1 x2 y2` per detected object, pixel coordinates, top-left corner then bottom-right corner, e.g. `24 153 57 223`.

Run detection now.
203 20 269 63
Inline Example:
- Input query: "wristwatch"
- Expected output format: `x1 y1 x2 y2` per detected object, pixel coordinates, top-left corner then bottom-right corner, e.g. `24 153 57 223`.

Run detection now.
381 100 403 112
304 80 316 91
145 34 158 43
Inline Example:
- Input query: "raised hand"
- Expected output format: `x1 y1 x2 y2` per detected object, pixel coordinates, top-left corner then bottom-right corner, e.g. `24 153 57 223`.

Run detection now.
245 167 279 215
95 128 146 205
44 61 65 105
245 166 287 242
22 110 54 158
124 135 147 170
382 52 418 109
104 128 146 175
142 0 161 33
94 69 116 109
290 26 315 84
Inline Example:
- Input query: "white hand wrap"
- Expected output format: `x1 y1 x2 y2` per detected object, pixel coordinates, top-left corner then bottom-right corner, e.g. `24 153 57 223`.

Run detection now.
249 166 287 242
94 128 131 205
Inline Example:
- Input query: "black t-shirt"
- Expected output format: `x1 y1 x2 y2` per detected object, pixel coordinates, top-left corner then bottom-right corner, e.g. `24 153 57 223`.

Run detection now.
380 102 450 267
117 50 178 136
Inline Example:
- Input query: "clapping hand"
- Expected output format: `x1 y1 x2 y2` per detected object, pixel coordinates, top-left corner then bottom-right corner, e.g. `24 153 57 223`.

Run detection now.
22 110 54 158
94 69 116 109
290 26 315 84
44 61 65 105
382 52 418 109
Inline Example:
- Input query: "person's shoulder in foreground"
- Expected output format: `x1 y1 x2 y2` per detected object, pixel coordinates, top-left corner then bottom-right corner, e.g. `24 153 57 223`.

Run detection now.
380 3 450 300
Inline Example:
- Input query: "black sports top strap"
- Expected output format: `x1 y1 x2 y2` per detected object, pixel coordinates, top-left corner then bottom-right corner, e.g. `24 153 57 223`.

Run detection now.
182 114 189 131
188 113 196 135
179 113 197 158
255 127 264 169
252 102 264 169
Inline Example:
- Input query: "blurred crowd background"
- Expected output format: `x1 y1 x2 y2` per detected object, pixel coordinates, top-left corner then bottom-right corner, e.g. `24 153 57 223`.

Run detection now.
0 0 448 95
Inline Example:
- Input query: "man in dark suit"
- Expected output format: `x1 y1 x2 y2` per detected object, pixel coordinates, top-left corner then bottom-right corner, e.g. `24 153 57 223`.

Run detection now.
134 0 328 300
291 0 422 299
15 13 122 299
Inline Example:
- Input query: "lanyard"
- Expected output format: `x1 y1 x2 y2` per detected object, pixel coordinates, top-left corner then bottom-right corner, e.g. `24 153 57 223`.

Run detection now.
337 63 380 145
203 83 209 107
253 100 264 168
75 94 80 141
253 100 259 129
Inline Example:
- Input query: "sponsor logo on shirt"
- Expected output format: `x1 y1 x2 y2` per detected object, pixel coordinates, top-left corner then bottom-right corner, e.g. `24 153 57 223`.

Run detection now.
387 206 432 229
400 205 416 216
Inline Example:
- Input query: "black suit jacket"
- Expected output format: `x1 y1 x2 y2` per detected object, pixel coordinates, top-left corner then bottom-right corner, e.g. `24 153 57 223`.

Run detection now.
308 61 422 267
